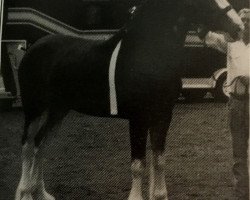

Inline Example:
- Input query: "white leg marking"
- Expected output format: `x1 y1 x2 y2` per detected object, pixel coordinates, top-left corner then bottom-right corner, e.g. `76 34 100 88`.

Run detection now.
128 159 144 200
31 148 55 200
16 117 41 200
15 143 35 200
149 151 155 200
16 113 54 200
248 134 250 196
149 151 168 200
20 193 33 200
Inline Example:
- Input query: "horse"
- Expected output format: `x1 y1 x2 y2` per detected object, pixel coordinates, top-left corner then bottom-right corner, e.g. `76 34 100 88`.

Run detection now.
15 0 244 200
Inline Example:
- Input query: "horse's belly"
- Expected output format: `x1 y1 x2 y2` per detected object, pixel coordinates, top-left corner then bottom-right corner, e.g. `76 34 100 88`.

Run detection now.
59 77 110 116
116 73 181 116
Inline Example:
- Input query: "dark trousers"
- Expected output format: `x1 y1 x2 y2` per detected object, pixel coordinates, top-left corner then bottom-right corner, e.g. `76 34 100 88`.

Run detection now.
229 96 249 199
1 44 16 96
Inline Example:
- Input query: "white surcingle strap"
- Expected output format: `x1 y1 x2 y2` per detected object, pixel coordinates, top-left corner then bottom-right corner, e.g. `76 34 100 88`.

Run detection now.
109 40 122 115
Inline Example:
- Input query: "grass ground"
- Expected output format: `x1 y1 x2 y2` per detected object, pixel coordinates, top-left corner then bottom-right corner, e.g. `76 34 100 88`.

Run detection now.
0 103 235 200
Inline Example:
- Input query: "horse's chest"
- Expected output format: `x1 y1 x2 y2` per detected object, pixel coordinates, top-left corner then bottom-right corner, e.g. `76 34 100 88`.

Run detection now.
69 41 122 115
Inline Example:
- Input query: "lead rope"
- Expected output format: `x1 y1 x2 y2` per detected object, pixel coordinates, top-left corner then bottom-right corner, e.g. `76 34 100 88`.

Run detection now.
223 76 249 100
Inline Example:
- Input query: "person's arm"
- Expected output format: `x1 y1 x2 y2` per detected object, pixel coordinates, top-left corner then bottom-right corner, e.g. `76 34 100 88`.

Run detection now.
204 31 227 54
197 26 227 54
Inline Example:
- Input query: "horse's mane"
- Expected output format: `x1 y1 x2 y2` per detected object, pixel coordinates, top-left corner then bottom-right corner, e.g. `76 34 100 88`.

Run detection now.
124 0 193 30
105 0 196 48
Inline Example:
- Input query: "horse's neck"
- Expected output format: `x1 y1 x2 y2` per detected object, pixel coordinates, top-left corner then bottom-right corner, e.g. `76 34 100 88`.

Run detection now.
125 0 190 43
124 14 189 51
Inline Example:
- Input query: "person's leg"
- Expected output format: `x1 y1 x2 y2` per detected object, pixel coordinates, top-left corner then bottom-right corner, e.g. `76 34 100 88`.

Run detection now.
229 97 249 199
1 44 16 96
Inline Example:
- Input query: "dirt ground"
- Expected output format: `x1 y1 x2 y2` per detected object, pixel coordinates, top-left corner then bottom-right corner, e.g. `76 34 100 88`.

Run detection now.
0 102 236 200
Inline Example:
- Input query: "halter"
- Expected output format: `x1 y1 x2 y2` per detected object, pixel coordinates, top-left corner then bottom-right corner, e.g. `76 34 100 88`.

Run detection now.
120 5 143 33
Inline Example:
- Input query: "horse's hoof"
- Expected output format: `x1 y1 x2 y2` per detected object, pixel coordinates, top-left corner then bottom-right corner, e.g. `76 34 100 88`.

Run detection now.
128 194 144 200
15 187 33 200
21 193 33 200
39 191 55 200
15 180 37 200
33 189 55 200
15 189 22 200
154 192 168 200
128 197 144 200
150 196 168 200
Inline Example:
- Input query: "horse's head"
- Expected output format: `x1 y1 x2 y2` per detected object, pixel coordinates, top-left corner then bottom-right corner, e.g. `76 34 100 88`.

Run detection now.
192 0 244 39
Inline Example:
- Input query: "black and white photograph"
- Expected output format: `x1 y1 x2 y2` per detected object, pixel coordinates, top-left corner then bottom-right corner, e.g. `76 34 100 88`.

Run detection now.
0 0 249 199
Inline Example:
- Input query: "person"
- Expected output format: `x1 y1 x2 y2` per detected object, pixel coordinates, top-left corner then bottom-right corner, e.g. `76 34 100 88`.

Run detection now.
1 0 16 96
198 8 249 200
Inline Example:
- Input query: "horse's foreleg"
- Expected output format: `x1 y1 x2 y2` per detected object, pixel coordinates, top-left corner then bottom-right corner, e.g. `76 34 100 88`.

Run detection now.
149 151 168 200
128 119 148 200
149 117 172 200
128 159 145 200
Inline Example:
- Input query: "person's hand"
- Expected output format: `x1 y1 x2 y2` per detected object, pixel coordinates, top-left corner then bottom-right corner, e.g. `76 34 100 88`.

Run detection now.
197 25 209 40
237 28 246 40
223 32 235 42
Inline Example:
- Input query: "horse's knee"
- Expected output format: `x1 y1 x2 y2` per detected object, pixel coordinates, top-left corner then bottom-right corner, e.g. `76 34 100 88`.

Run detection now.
19 193 33 200
152 152 165 170
128 159 145 200
149 119 171 153
129 120 148 161
131 159 145 177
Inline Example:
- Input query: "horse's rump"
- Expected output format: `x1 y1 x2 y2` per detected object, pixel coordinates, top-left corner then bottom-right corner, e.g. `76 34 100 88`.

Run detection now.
18 35 118 116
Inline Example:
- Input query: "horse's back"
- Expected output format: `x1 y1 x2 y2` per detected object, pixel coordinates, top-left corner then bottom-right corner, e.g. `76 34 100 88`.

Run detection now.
19 35 96 88
20 35 96 68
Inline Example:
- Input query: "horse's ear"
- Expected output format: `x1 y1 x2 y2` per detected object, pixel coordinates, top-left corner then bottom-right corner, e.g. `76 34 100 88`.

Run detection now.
128 6 139 19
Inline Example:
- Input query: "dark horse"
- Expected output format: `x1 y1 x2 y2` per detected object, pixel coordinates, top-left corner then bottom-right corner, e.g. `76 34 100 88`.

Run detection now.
15 0 244 200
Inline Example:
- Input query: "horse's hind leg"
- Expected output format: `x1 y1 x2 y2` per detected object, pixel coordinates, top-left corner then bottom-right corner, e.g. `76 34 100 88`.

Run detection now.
30 144 55 200
32 109 67 200
149 115 173 200
15 113 47 200
16 109 67 200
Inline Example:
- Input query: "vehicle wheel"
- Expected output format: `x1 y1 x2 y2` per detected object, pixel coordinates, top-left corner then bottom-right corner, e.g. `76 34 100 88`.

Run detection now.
182 90 206 102
0 99 13 112
214 73 228 102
